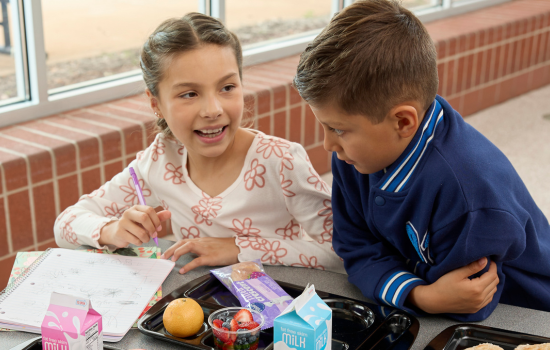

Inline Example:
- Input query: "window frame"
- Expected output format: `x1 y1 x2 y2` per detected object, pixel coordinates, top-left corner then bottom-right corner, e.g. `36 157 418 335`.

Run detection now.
0 0 511 128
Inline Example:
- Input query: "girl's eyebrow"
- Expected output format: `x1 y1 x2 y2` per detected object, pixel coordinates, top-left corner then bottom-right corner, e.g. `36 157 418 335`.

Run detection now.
171 72 238 90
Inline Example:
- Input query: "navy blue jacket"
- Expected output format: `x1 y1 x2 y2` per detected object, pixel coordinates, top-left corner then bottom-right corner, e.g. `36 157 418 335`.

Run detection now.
332 95 550 321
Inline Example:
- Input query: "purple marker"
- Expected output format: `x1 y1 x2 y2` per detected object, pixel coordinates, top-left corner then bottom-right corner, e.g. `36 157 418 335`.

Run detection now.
129 167 159 246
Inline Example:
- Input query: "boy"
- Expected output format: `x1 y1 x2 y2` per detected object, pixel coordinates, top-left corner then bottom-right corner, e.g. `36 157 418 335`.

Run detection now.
293 0 550 321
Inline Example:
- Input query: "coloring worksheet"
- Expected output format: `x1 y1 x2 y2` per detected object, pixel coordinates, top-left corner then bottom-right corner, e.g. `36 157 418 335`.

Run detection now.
0 248 175 340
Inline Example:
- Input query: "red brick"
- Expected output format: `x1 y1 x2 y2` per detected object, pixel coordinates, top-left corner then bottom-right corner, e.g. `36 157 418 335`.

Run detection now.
437 63 445 95
273 86 287 110
0 137 52 184
482 49 494 84
0 198 8 256
436 40 447 59
243 94 255 121
104 161 123 182
513 73 531 97
496 78 515 104
467 33 477 51
445 60 456 96
0 153 27 191
531 66 549 90
304 105 316 147
0 255 16 289
273 111 286 139
473 52 484 87
34 183 56 243
81 168 102 195
458 35 468 52
461 91 481 117
78 138 101 169
456 57 466 94
257 116 270 135
447 97 462 116
490 47 502 81
257 90 271 116
59 174 80 210
290 86 302 105
478 84 498 111
289 107 302 143
8 191 34 251
306 146 330 175
38 240 59 250
502 43 513 76
447 38 457 57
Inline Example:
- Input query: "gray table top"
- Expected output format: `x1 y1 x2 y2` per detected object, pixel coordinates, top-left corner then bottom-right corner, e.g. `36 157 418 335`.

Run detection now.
2 239 549 350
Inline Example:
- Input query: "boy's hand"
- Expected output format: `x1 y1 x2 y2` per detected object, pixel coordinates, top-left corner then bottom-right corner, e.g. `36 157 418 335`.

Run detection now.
98 206 171 248
407 257 499 314
161 237 240 274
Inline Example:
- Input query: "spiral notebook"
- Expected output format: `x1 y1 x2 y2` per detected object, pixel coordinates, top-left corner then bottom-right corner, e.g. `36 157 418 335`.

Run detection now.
0 248 175 342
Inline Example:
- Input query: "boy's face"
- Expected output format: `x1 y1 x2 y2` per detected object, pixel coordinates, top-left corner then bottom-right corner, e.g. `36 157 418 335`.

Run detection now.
311 102 420 175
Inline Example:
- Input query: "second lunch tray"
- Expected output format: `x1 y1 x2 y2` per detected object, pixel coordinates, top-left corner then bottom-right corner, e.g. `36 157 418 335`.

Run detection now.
425 324 550 350
138 274 420 350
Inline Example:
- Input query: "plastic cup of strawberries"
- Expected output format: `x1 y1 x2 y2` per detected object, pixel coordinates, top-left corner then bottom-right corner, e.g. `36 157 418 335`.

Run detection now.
208 307 264 350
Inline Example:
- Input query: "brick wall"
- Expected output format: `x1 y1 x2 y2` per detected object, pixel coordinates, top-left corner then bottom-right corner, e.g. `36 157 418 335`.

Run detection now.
1 0 550 287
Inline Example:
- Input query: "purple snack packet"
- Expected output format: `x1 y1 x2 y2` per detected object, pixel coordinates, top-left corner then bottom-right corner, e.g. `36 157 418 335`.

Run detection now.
211 260 293 330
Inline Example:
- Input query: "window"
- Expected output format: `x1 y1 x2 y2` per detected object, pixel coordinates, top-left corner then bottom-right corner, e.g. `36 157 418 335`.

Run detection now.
0 0 511 128
0 0 28 107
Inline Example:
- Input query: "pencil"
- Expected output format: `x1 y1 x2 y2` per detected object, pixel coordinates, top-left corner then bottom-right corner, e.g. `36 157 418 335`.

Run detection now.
129 166 159 246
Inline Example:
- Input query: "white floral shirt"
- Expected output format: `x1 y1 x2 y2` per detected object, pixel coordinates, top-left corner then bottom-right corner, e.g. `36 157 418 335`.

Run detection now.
54 131 344 273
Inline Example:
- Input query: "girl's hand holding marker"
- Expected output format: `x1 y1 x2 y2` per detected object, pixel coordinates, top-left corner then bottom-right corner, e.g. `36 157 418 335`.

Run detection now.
98 167 171 248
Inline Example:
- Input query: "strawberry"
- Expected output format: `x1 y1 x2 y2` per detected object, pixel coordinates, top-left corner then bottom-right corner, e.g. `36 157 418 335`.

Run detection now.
238 321 260 331
216 327 231 343
250 342 259 350
234 309 253 324
213 319 224 329
230 319 239 341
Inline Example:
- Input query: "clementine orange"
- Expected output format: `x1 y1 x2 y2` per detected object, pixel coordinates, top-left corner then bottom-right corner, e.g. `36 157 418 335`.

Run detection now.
163 298 204 338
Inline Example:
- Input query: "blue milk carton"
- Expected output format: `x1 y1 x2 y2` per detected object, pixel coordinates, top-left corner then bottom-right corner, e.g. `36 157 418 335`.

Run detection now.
274 284 332 350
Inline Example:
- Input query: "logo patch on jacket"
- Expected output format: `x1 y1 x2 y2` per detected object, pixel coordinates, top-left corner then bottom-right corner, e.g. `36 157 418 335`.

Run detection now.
406 221 433 264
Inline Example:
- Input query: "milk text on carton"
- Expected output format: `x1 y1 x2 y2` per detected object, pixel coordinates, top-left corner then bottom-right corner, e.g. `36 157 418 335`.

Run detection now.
274 285 332 350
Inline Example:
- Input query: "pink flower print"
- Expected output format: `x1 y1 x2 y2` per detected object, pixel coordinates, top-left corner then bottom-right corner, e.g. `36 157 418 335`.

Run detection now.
191 193 223 226
59 214 79 246
237 236 266 251
244 159 266 191
181 226 200 239
280 173 295 197
231 218 261 236
307 168 330 194
120 177 151 205
275 220 301 240
136 150 145 161
151 140 166 161
91 222 104 240
261 241 287 265
317 199 333 231
257 138 290 159
161 200 169 210
318 228 333 244
104 202 129 218
164 163 185 185
280 152 294 173
178 146 185 155
291 254 325 270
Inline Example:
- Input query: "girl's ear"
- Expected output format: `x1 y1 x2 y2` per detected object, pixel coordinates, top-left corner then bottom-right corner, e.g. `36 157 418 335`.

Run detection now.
390 104 420 139
146 89 162 118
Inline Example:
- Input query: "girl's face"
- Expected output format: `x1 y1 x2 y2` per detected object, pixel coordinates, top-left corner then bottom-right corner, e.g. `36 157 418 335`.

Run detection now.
150 44 244 159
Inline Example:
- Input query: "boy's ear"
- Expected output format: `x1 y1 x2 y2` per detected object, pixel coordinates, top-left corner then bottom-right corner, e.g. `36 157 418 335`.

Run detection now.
145 89 162 118
389 104 420 139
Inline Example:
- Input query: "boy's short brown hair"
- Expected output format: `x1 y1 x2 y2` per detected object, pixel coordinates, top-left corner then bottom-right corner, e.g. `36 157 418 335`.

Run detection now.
294 0 438 123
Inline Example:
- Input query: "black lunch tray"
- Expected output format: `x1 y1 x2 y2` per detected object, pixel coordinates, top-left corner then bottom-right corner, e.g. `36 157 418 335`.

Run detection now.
424 324 550 350
12 338 121 350
138 274 420 350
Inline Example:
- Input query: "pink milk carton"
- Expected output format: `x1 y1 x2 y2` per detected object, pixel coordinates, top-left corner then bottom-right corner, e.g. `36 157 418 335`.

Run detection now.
41 292 103 350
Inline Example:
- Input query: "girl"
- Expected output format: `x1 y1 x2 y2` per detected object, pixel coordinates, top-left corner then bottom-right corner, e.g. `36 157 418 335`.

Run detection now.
53 13 344 274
